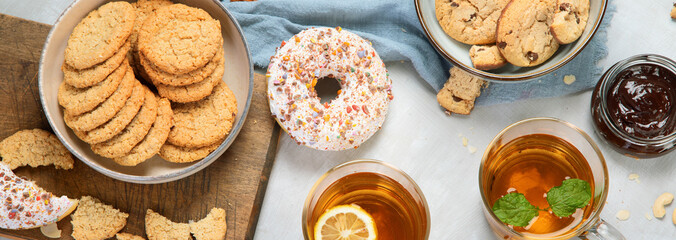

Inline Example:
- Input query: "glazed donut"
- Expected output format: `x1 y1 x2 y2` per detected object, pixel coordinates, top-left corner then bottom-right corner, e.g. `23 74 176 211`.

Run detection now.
267 27 393 151
0 163 78 229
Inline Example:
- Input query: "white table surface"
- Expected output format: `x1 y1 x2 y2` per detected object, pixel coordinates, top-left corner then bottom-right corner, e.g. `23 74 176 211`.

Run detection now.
2 0 675 239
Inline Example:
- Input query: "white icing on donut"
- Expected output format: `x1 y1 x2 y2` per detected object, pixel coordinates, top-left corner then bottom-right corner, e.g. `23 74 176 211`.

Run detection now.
267 27 393 151
0 163 75 229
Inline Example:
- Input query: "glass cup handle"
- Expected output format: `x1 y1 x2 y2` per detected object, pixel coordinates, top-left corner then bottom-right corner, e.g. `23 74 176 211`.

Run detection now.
578 219 625 240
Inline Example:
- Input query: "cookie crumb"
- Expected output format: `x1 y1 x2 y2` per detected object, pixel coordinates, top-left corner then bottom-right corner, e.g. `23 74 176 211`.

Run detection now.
468 145 477 154
462 137 469 147
40 223 61 239
628 173 640 183
563 75 576 85
616 210 630 221
645 212 653 221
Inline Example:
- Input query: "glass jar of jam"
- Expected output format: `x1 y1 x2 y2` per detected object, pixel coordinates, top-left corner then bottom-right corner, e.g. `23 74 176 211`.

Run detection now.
591 54 676 158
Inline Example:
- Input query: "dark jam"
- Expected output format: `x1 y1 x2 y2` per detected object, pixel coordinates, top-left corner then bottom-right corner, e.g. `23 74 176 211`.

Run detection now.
606 64 676 139
591 60 676 158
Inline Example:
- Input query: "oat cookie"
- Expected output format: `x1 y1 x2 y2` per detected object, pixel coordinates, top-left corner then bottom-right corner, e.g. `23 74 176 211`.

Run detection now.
63 40 131 88
155 61 225 103
469 45 507 70
435 0 509 45
129 0 173 75
64 67 136 132
64 1 136 69
141 46 224 87
166 82 236 148
496 0 559 67
672 3 676 19
116 233 145 240
138 4 223 74
190 208 227 240
58 60 128 116
74 81 146 144
114 98 173 166
0 129 74 170
550 0 590 44
145 209 191 240
159 140 221 163
71 196 129 240
91 87 158 158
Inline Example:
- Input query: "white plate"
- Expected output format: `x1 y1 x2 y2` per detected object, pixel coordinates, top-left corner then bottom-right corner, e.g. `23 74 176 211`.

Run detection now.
415 0 608 81
39 0 253 184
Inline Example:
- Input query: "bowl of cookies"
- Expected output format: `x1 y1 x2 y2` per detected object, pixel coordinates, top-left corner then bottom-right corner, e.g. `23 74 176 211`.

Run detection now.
415 0 608 81
39 0 252 183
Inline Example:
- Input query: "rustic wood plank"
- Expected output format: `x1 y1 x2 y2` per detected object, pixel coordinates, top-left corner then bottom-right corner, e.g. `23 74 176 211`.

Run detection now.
0 14 278 240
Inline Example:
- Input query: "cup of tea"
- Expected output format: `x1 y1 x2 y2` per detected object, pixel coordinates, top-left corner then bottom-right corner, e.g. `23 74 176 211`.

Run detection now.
479 118 624 240
303 159 430 240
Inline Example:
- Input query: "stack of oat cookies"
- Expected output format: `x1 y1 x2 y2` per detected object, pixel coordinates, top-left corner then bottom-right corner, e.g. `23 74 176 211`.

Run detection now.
58 1 237 166
135 3 237 163
136 3 225 104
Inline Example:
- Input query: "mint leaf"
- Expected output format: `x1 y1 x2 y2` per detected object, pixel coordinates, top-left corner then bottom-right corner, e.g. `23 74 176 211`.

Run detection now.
546 178 592 217
492 192 539 227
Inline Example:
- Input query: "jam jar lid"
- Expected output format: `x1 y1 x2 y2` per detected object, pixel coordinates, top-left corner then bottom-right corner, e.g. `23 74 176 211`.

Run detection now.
592 54 676 158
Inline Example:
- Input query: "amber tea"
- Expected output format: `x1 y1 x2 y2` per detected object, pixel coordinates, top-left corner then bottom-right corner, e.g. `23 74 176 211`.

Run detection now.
303 160 429 240
482 134 595 236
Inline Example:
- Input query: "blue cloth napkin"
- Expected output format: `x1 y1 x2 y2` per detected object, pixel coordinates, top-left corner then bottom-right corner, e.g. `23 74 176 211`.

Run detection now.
223 0 616 106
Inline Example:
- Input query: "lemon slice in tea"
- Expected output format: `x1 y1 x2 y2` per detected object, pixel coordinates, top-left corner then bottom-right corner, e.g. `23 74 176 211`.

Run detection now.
314 204 377 240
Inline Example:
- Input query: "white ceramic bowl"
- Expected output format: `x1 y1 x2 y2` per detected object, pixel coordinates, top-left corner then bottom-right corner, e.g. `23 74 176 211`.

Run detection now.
415 0 608 82
39 0 253 184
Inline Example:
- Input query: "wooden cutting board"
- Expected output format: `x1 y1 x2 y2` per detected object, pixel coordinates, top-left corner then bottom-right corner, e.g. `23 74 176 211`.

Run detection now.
0 14 279 240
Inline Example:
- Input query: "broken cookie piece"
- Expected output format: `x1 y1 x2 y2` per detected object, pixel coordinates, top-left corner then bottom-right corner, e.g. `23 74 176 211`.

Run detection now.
0 129 74 170
469 45 507 70
671 3 676 19
437 67 486 115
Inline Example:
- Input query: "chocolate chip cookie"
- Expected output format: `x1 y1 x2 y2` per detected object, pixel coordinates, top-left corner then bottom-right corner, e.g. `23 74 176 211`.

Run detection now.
469 45 507 70
550 0 590 44
496 0 559 67
435 0 509 45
